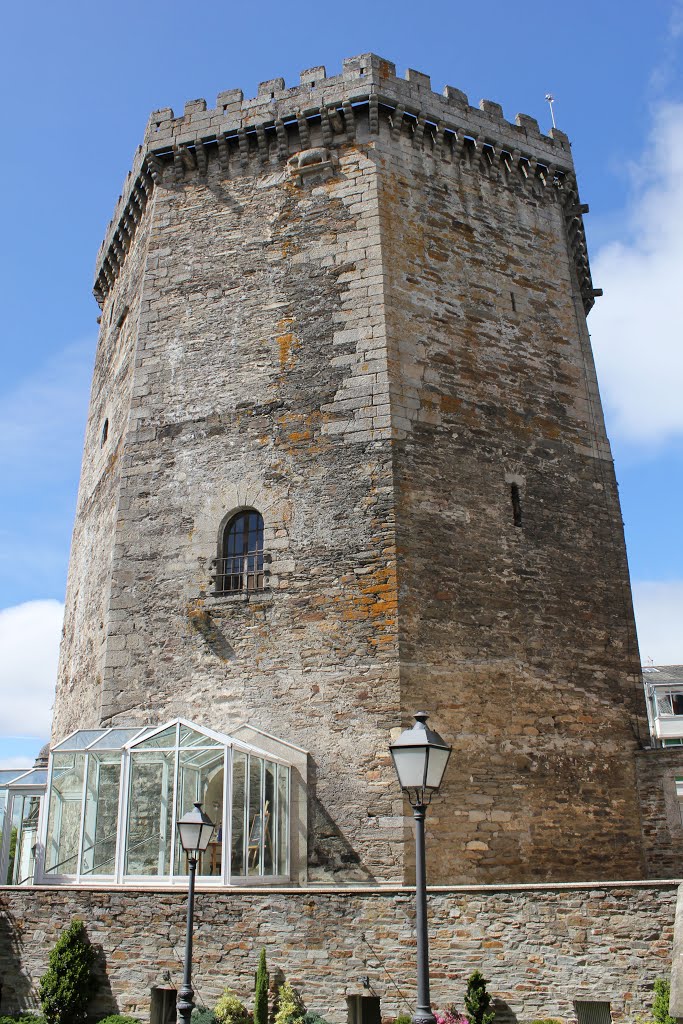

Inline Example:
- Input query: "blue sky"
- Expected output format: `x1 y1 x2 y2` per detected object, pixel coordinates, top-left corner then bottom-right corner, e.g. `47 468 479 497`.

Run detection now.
1 0 682 766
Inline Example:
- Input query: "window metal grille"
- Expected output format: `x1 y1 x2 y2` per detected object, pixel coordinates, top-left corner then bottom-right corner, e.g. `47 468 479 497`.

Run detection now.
215 510 265 594
575 1002 612 1024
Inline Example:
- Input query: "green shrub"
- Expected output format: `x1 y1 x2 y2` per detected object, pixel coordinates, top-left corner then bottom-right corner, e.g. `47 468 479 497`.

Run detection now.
274 984 305 1024
38 919 98 1024
394 1016 412 1024
464 971 495 1024
0 1016 44 1023
192 1011 217 1024
653 979 676 1024
303 1014 329 1024
97 1016 142 1024
529 1020 562 1024
214 989 251 1024
254 949 269 1024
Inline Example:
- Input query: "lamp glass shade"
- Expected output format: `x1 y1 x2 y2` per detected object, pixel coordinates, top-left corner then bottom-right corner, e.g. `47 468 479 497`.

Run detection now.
425 745 451 789
390 746 428 790
389 712 451 794
177 802 215 853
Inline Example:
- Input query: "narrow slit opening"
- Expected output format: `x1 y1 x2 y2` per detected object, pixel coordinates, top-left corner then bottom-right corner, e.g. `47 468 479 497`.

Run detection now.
511 483 523 527
510 291 517 312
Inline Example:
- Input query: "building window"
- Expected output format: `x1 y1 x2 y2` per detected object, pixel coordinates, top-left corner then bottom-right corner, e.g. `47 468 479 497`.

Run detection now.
575 1003 612 1024
216 510 265 594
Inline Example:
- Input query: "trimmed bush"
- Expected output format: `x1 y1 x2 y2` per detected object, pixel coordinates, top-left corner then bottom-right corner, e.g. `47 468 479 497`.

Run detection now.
303 1014 329 1024
192 1011 217 1024
214 990 251 1024
254 949 269 1024
394 1016 412 1024
97 1017 141 1024
464 972 495 1024
97 1017 142 1024
274 984 305 1024
653 979 676 1024
39 919 98 1024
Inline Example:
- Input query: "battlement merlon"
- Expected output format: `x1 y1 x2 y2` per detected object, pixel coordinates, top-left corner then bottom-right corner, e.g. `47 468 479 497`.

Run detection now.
94 53 582 308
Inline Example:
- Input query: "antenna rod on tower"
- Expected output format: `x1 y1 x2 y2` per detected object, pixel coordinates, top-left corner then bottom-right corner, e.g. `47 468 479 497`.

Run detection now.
545 93 557 129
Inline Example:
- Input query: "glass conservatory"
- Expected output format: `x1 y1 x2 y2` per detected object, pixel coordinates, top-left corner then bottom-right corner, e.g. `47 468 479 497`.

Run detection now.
0 766 48 885
4 719 292 887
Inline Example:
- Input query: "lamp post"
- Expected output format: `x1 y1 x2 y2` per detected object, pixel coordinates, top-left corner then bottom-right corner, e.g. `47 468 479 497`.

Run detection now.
176 801 215 1024
389 712 452 1024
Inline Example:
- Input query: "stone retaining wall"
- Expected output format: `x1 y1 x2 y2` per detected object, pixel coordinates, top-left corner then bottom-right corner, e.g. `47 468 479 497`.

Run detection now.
0 881 678 1023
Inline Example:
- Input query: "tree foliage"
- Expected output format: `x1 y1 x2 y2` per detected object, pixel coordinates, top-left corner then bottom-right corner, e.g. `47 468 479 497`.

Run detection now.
653 979 676 1024
254 949 269 1024
464 971 495 1024
38 919 97 1024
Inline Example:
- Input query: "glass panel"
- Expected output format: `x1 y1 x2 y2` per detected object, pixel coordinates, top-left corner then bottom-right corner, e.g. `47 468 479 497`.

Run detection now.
231 751 247 877
45 753 86 875
81 753 121 876
426 747 450 789
133 725 178 749
88 728 145 750
247 756 263 876
656 692 674 715
52 730 106 751
125 751 174 875
0 789 6 841
8 769 48 787
178 725 221 748
0 769 24 785
264 761 276 875
277 764 289 877
175 749 223 877
673 693 683 715
12 794 42 885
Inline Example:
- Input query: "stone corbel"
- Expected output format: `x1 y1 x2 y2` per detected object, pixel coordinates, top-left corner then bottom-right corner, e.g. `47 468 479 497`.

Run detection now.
237 128 249 168
275 119 289 161
256 124 269 164
296 111 311 150
342 101 356 142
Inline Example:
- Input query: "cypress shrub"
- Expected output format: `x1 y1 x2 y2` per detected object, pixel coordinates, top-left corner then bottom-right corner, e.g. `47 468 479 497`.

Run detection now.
464 971 495 1024
254 949 269 1024
38 919 97 1024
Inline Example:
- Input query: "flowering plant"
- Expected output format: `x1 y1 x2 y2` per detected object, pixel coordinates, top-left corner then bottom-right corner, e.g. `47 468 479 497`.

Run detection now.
435 1006 469 1024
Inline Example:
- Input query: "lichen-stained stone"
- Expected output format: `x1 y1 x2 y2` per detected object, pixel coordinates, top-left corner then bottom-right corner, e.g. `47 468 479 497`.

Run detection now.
53 55 656 886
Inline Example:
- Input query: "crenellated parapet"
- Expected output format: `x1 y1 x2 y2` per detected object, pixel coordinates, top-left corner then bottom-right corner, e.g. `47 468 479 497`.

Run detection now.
94 52 598 312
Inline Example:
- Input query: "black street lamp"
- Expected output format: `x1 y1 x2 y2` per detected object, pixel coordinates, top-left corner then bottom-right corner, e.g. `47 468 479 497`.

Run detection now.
389 712 452 1024
176 802 215 1024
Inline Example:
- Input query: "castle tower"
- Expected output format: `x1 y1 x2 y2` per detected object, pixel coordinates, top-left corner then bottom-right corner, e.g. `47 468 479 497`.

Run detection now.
53 54 649 885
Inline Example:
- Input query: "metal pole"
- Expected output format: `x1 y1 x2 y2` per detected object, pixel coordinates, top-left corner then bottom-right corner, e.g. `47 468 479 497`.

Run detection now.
412 803 436 1024
177 855 197 1024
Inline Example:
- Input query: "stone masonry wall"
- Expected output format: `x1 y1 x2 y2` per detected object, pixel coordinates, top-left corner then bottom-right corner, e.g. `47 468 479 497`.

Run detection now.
52 54 658 890
90 137 404 884
376 120 648 883
0 882 677 1023
53 200 156 739
636 748 683 878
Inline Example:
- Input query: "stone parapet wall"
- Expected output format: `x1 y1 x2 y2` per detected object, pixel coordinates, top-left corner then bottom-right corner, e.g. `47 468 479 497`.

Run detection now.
0 881 677 1023
636 748 683 877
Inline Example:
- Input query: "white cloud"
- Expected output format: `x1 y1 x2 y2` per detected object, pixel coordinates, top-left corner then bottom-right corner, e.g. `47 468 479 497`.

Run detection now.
0 756 34 771
589 102 683 446
0 600 63 738
633 580 683 665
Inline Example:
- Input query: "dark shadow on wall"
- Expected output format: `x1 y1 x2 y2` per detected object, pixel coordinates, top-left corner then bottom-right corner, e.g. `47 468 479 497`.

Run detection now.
307 758 377 882
493 997 519 1024
90 942 119 1020
0 904 39 1014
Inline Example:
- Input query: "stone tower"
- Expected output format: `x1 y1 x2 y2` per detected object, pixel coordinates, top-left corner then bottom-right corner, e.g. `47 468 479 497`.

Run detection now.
54 54 649 885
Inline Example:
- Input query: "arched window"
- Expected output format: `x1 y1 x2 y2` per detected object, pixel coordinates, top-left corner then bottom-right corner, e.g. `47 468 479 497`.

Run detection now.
217 510 265 593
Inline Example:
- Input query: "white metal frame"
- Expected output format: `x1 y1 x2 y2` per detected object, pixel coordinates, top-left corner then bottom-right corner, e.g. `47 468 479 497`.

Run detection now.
33 717 292 888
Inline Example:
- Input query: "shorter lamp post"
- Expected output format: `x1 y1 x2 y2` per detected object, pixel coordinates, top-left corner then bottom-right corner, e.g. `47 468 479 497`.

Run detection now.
177 802 215 1024
389 712 452 1024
